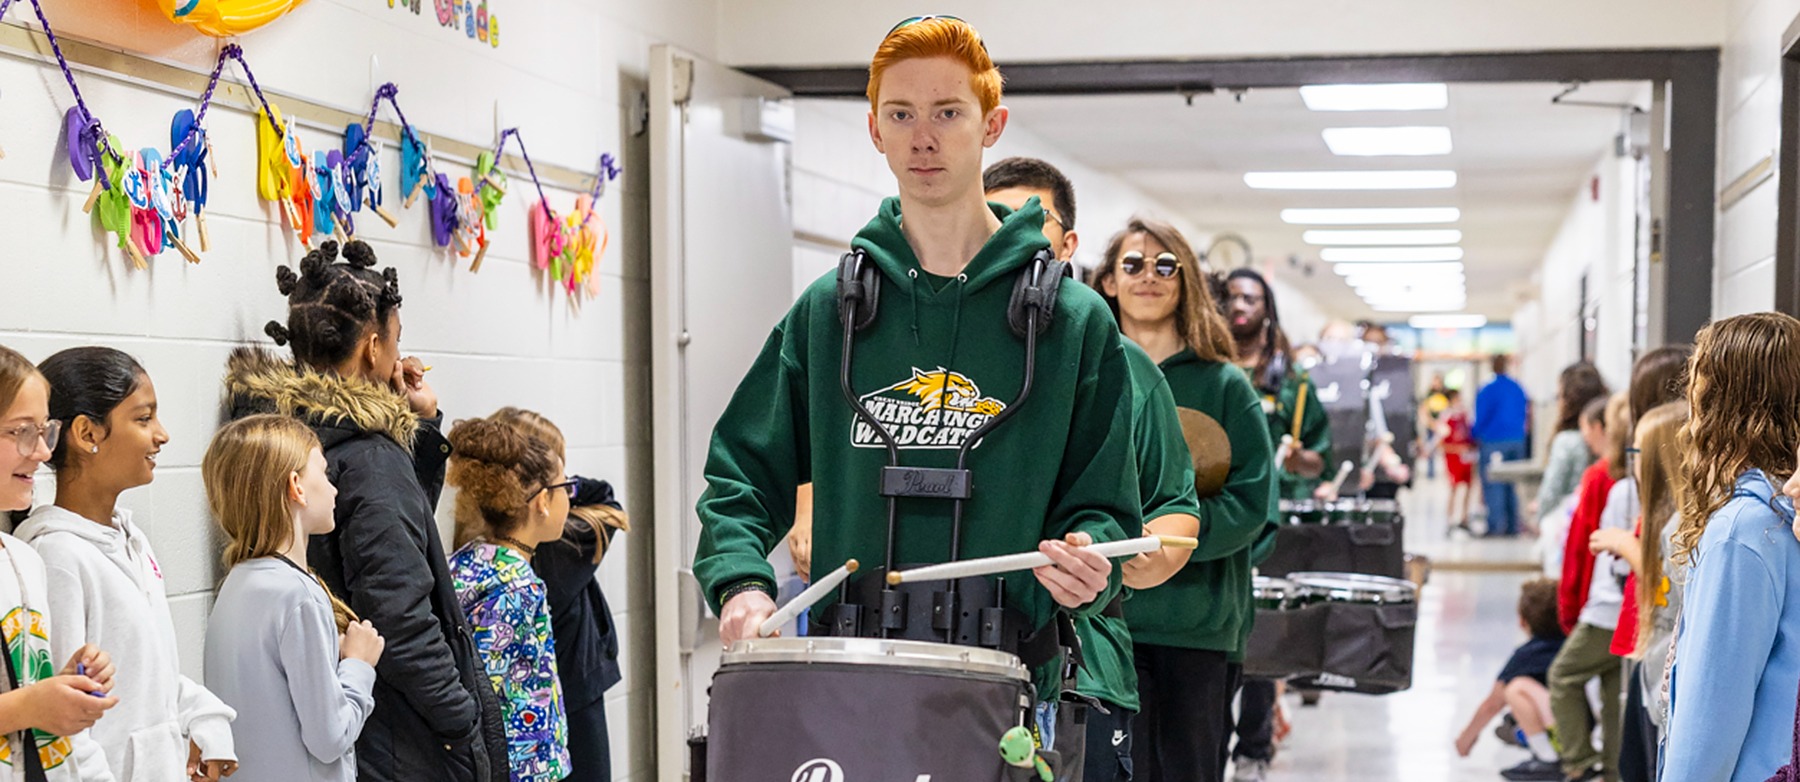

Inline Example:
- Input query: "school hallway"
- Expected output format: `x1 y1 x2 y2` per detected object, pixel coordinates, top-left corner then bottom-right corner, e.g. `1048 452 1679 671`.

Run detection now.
1251 470 1542 782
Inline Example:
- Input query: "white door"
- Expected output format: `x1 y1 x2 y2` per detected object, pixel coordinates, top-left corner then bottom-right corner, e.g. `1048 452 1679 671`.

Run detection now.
648 45 796 781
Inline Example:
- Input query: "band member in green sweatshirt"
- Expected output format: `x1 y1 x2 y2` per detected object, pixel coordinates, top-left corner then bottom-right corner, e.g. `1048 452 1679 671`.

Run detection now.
986 157 1201 782
693 16 1139 703
1096 217 1275 782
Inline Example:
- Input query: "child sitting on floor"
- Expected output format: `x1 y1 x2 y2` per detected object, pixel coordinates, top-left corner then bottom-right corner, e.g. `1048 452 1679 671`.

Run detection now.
1453 577 1565 780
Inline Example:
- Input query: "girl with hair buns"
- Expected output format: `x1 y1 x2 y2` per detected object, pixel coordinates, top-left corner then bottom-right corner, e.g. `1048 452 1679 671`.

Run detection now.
16 347 237 782
202 414 385 782
1661 312 1800 782
445 414 573 782
225 240 505 782
0 345 118 782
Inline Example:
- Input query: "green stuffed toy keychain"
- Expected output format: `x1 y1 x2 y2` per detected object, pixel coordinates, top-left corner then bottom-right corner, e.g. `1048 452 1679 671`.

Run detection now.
998 726 1053 782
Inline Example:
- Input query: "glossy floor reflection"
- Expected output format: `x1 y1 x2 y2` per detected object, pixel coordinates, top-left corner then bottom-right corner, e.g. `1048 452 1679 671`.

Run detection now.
1246 473 1544 781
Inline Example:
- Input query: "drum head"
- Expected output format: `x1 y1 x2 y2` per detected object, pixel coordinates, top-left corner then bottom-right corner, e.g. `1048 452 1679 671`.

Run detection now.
1252 576 1298 600
1178 407 1233 497
1289 571 1417 603
722 636 1029 681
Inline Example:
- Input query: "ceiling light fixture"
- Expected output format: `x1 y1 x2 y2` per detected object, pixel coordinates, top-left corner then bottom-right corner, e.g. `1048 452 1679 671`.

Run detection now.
1408 314 1490 329
1322 126 1453 156
1332 262 1465 277
1280 207 1461 225
1300 83 1450 112
1244 170 1457 190
1305 229 1464 246
1322 247 1466 263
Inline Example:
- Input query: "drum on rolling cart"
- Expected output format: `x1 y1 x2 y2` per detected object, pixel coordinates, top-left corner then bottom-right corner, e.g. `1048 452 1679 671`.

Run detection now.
705 636 1042 781
1243 576 1328 680
1285 572 1418 695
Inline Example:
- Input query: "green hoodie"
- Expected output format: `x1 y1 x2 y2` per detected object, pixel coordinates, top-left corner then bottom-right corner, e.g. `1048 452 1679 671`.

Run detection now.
1075 339 1200 711
694 196 1140 694
1122 349 1274 652
1259 368 1332 501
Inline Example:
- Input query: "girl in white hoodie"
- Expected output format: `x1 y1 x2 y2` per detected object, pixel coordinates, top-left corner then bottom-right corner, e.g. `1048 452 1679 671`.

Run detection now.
14 348 237 782
0 345 118 782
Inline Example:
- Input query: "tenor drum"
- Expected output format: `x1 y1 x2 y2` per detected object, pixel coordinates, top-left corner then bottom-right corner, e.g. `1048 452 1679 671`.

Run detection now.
706 636 1039 781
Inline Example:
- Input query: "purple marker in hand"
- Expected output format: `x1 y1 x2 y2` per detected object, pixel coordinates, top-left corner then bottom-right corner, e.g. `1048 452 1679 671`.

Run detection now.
75 662 108 698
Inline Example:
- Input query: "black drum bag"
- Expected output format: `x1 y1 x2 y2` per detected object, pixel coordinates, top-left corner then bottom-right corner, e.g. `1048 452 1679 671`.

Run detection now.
1290 601 1417 695
1243 602 1330 680
1259 521 1405 579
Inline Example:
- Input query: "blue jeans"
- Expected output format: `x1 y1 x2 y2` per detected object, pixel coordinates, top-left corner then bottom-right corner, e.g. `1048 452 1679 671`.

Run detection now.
1479 440 1528 535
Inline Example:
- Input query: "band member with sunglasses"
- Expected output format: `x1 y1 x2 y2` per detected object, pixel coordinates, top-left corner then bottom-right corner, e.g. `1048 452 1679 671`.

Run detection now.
693 15 1138 708
986 158 1201 782
1095 217 1275 782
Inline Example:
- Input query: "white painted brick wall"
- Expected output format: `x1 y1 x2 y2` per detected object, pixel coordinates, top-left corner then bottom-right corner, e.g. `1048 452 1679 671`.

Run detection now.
1715 0 1798 318
0 0 712 777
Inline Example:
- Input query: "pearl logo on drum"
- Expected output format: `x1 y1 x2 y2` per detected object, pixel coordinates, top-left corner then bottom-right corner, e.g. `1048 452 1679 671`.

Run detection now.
792 758 844 782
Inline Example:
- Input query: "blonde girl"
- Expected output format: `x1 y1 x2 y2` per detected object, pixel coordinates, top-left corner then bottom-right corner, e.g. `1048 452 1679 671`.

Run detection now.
202 415 384 782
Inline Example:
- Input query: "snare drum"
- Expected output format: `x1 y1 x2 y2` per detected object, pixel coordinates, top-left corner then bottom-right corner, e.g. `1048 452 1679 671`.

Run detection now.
1290 572 1417 604
1253 576 1301 610
1277 499 1325 525
1287 572 1419 694
1363 498 1403 527
706 637 1034 781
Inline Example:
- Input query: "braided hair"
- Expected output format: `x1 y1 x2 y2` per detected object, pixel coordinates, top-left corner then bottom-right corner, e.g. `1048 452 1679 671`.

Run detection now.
1225 268 1289 392
265 241 404 370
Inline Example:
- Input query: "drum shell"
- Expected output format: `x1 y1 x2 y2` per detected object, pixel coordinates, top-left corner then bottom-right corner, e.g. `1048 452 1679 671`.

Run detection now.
1259 516 1405 579
707 660 1034 781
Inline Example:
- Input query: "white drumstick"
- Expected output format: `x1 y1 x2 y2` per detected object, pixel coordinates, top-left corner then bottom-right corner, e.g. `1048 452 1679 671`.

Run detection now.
1330 460 1355 490
758 559 858 638
886 535 1199 586
1273 435 1295 469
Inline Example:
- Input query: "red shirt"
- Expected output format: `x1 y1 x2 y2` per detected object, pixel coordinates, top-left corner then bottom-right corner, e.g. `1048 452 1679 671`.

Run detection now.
1610 518 1643 656
1558 459 1617 634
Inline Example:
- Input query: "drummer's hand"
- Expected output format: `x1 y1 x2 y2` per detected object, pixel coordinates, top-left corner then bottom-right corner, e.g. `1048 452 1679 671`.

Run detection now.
786 529 812 584
719 590 778 649
1034 532 1111 609
1312 482 1339 503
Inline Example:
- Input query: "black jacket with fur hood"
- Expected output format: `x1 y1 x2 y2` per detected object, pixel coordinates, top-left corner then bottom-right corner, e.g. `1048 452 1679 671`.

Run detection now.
224 348 506 782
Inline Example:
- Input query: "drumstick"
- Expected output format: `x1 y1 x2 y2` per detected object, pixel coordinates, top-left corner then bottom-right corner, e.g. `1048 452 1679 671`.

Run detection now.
886 535 1199 586
1329 460 1355 490
1273 434 1295 468
757 559 858 638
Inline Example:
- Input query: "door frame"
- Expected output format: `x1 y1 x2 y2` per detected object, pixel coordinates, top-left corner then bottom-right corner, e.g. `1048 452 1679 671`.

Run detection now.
747 48 1721 344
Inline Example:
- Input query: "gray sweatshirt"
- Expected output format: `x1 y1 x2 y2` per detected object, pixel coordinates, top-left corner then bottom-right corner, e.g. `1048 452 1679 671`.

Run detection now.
204 558 375 782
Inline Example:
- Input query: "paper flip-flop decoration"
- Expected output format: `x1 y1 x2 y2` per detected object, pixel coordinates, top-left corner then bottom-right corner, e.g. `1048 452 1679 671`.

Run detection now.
160 0 309 38
170 109 212 251
428 172 460 249
401 129 434 209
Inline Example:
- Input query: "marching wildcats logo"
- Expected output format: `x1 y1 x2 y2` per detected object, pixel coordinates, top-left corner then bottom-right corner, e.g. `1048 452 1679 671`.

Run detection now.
852 367 1008 449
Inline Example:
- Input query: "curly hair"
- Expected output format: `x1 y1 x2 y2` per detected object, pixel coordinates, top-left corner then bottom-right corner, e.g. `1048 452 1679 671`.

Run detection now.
1094 216 1236 364
446 415 560 545
1672 313 1800 566
1552 362 1609 434
265 240 404 371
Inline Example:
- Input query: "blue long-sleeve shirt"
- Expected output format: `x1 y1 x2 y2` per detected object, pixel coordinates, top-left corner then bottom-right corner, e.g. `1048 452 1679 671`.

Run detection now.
1661 470 1800 782
1471 373 1529 444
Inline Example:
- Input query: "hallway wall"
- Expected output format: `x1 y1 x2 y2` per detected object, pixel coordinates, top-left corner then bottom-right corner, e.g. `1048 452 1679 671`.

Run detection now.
1713 0 1797 317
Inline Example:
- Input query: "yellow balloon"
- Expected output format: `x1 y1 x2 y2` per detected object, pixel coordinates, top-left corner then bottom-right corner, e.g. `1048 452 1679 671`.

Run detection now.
159 0 309 37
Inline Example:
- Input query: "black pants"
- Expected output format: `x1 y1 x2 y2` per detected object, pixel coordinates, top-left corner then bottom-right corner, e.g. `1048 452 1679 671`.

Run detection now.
1131 645 1237 782
1617 664 1658 782
563 699 612 782
1232 677 1277 763
1084 700 1135 782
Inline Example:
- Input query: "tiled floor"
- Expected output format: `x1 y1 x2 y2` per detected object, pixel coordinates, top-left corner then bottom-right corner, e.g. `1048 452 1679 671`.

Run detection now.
1248 473 1547 781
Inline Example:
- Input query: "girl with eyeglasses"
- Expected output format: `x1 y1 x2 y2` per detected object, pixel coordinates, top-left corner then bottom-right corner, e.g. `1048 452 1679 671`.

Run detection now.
16 347 238 782
1661 313 1800 782
0 345 118 782
1094 217 1274 782
201 414 384 782
445 414 573 782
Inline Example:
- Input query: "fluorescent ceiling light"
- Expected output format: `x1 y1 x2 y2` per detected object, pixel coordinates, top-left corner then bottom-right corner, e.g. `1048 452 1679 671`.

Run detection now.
1244 170 1457 190
1409 314 1489 329
1333 262 1465 277
1300 83 1449 112
1322 247 1465 263
1305 229 1464 246
1354 282 1466 295
1281 207 1461 225
1323 126 1453 156
1373 301 1468 313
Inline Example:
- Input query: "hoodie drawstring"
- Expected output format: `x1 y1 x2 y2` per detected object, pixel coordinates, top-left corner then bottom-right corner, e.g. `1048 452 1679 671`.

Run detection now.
906 269 923 346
